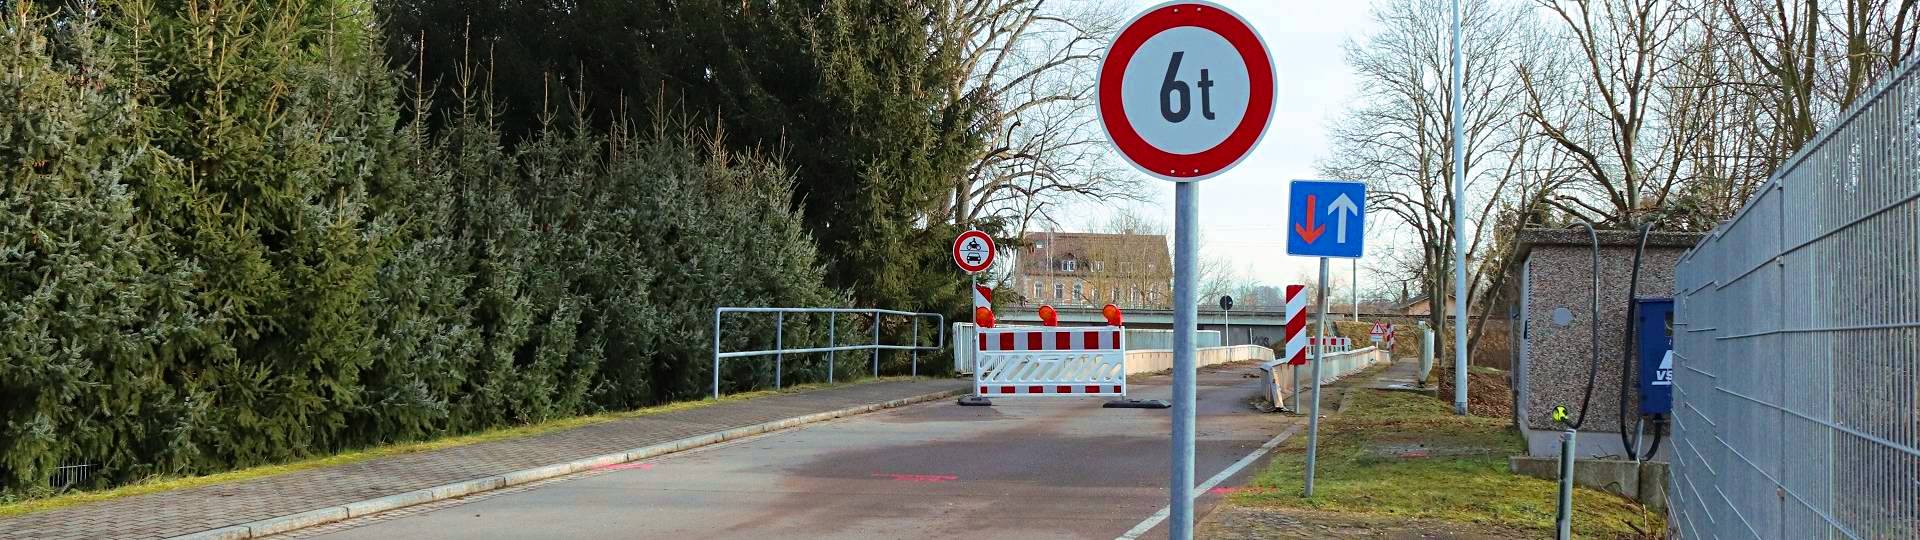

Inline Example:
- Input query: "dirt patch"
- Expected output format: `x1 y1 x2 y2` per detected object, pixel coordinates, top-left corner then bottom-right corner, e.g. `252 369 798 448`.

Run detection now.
1367 443 1506 460
1199 505 1535 539
1433 367 1513 418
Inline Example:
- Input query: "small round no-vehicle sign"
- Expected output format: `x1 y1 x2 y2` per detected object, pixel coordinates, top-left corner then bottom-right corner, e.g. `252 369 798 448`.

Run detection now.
1098 1 1275 182
953 230 995 274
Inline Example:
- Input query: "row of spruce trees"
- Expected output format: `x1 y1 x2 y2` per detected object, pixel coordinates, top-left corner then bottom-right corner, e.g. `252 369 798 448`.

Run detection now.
0 0 935 495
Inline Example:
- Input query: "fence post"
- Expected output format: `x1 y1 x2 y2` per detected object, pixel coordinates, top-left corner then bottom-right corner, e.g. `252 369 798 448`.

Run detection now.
775 312 784 390
712 309 723 399
871 311 881 377
911 316 919 378
828 314 836 384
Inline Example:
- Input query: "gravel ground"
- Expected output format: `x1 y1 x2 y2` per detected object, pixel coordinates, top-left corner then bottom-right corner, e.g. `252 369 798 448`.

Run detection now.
1198 505 1537 540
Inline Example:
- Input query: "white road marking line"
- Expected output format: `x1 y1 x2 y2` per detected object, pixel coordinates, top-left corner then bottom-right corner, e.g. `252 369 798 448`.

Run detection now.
1115 422 1305 540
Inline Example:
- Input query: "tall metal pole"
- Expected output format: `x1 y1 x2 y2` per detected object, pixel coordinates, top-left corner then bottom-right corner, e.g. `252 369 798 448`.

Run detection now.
1351 259 1359 321
1168 182 1199 540
1224 310 1232 347
1449 0 1471 416
1305 257 1330 496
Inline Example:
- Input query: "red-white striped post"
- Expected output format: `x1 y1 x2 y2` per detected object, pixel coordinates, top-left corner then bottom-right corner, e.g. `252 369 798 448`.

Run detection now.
1283 285 1306 411
1284 285 1307 365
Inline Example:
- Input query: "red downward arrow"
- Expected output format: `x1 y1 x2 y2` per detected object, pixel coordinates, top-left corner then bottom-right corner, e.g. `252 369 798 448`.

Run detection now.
1295 194 1325 244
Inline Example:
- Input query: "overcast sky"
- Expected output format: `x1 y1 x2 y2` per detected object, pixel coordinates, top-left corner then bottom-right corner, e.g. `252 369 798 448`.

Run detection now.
1053 0 1381 294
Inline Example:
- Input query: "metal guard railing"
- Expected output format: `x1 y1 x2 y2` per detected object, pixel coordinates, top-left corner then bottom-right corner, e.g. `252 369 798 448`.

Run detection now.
712 307 945 398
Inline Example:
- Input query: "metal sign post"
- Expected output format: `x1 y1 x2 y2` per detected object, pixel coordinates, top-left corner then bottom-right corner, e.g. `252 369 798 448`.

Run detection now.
1219 295 1234 347
955 229 997 407
1306 257 1329 496
1352 259 1359 321
1285 179 1367 498
1096 3 1273 538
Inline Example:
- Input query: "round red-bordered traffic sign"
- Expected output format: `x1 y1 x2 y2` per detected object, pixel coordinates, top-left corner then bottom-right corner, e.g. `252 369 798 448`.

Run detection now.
1098 1 1275 182
953 230 996 274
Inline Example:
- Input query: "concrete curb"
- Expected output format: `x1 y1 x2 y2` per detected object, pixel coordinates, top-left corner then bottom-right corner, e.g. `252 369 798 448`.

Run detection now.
166 386 966 540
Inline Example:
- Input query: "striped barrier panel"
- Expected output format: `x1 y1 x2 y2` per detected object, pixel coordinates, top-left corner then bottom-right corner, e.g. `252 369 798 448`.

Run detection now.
1308 336 1352 353
973 326 1127 397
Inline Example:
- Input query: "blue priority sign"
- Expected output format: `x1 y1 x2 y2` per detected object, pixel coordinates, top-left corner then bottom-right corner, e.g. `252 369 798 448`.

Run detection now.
1285 180 1366 259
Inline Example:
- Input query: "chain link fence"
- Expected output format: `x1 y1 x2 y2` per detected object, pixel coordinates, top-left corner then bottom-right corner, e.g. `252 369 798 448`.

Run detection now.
1672 62 1920 538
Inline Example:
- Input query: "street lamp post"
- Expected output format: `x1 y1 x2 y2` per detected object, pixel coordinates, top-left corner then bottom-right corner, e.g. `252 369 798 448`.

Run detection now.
1449 0 1470 415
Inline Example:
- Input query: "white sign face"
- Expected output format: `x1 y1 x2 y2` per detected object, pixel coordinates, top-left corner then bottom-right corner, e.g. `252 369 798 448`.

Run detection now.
1118 27 1252 155
959 238 990 267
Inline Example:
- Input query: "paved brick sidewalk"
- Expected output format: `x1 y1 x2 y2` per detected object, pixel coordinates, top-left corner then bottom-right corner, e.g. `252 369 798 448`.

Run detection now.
1359 357 1434 395
0 378 964 540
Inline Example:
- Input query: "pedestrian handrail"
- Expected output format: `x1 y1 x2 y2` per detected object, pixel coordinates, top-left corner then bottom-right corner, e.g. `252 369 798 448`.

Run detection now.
1262 345 1385 411
712 307 944 398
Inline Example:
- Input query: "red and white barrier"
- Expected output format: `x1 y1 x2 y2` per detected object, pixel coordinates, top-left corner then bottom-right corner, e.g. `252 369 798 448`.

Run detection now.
1284 285 1306 365
973 326 1126 397
1308 336 1353 352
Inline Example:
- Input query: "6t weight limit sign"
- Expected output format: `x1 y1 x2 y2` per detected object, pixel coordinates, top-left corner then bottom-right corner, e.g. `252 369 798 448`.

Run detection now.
1155 50 1225 125
1098 1 1275 182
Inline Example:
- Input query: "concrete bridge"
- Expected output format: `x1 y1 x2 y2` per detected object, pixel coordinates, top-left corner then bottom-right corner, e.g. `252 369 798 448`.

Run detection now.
995 304 1398 347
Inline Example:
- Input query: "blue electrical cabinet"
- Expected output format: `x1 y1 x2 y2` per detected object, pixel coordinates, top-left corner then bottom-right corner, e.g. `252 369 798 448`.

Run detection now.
1636 298 1674 415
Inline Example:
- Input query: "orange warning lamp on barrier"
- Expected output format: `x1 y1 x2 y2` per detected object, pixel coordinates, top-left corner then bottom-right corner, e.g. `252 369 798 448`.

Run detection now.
975 307 996 328
1102 304 1124 326
1038 305 1060 327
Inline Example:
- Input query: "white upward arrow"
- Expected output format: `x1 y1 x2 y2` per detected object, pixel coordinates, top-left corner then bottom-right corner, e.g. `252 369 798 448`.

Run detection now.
1327 194 1360 244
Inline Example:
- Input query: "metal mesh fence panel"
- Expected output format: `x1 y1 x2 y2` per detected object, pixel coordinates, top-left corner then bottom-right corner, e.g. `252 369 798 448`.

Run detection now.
1673 62 1920 539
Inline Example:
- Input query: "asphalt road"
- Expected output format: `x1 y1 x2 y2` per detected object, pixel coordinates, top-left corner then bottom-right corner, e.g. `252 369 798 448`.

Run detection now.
311 364 1304 540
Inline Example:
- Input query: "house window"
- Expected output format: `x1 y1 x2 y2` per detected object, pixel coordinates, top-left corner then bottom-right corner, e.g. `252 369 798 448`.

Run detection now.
1055 283 1065 300
1033 282 1042 298
1148 263 1158 272
1131 286 1141 306
1073 283 1083 302
1062 259 1076 272
1092 261 1105 272
1110 289 1119 303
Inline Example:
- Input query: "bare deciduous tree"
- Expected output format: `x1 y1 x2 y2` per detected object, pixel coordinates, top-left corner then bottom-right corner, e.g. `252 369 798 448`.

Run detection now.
1665 0 1920 227
1321 0 1565 357
1519 0 1707 227
933 0 1148 231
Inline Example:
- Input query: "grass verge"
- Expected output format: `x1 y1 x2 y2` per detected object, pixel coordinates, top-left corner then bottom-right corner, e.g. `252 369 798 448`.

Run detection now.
0 376 918 518
1232 388 1664 538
